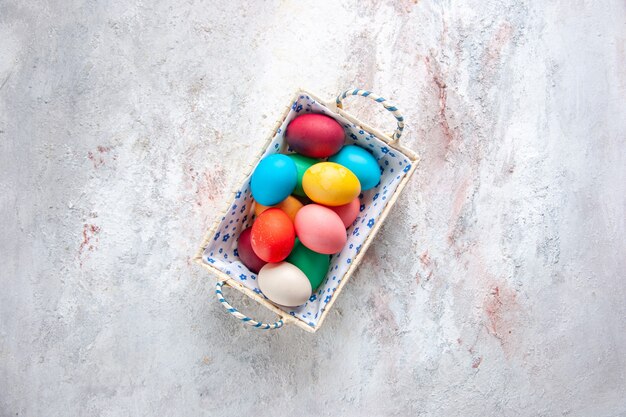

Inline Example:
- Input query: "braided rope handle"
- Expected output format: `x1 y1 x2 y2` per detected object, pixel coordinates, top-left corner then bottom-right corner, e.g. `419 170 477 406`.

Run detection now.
215 281 284 329
336 88 405 142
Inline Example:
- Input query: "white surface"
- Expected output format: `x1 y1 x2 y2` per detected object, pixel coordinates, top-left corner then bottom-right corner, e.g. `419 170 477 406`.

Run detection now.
1 1 625 416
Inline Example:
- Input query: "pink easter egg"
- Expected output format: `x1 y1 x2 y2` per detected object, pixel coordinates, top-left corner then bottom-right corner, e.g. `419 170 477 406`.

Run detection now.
327 197 360 228
294 204 347 254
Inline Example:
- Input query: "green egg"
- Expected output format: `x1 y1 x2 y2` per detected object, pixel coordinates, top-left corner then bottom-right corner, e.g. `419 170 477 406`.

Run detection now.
286 238 330 291
287 153 319 197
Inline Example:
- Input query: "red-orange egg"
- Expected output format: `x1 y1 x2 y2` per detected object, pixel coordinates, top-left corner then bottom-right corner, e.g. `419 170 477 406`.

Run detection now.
251 208 296 263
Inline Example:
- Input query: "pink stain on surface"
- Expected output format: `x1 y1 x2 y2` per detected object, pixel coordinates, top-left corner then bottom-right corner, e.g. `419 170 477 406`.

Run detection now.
483 285 521 358
186 165 227 207
416 250 434 283
472 356 483 369
424 55 455 149
484 22 514 69
88 145 115 168
78 223 101 267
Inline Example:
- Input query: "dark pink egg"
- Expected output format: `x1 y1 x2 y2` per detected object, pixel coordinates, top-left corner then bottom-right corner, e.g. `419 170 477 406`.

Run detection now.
285 113 345 158
327 197 360 228
237 227 267 273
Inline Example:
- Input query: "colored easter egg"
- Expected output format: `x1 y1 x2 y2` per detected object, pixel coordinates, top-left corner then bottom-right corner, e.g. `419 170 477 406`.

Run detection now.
251 154 297 206
327 197 360 228
294 204 347 254
251 208 295 262
236 227 267 274
302 162 361 206
258 262 312 307
254 196 303 223
285 113 345 158
286 153 319 197
286 238 330 291
328 145 381 190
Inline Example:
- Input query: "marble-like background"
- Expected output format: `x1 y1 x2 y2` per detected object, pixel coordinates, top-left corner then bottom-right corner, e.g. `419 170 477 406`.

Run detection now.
1 1 624 416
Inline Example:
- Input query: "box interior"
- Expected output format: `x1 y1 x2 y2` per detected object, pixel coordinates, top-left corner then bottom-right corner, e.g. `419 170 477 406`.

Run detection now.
202 93 413 328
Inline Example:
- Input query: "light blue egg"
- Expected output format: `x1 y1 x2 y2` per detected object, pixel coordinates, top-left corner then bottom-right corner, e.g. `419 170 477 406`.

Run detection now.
328 145 380 190
251 154 297 206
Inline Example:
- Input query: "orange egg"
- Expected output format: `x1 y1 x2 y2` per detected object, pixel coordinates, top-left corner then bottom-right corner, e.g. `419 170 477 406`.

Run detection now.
254 196 303 223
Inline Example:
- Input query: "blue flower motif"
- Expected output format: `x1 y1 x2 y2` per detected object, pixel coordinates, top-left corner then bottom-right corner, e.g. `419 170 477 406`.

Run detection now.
347 258 351 264
274 143 279 149
384 160 389 166
324 295 332 303
242 215 248 222
389 151 396 157
218 248 223 253
355 244 362 253
373 193 379 201
296 104 303 112
222 233 230 242
381 146 389 154
350 133 357 140
233 248 239 257
207 257 216 264
352 227 360 236
253 288 262 294
213 231 220 241
309 294 317 302
251 274 256 280
359 204 365 212
239 273 247 281
359 130 364 134
367 218 375 228
231 204 237 210
308 322 314 327
235 191 241 198
292 102 297 110
240 205 246 213
403 164 411 173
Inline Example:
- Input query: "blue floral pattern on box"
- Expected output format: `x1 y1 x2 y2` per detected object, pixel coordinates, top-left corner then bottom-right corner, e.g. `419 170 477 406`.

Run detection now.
203 93 412 327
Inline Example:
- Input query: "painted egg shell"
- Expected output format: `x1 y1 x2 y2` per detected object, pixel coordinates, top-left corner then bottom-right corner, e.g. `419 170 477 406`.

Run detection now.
302 162 361 206
251 154 297 206
236 227 267 274
294 204 347 254
328 145 381 190
327 197 360 228
286 153 319 197
258 262 312 307
286 238 330 291
285 113 345 158
254 196 303 223
251 208 295 262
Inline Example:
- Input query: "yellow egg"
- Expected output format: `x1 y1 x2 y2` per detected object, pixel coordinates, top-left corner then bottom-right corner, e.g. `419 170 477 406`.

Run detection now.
302 162 361 206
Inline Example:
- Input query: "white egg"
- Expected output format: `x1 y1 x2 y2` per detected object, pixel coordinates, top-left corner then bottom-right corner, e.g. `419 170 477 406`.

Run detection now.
258 262 312 307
